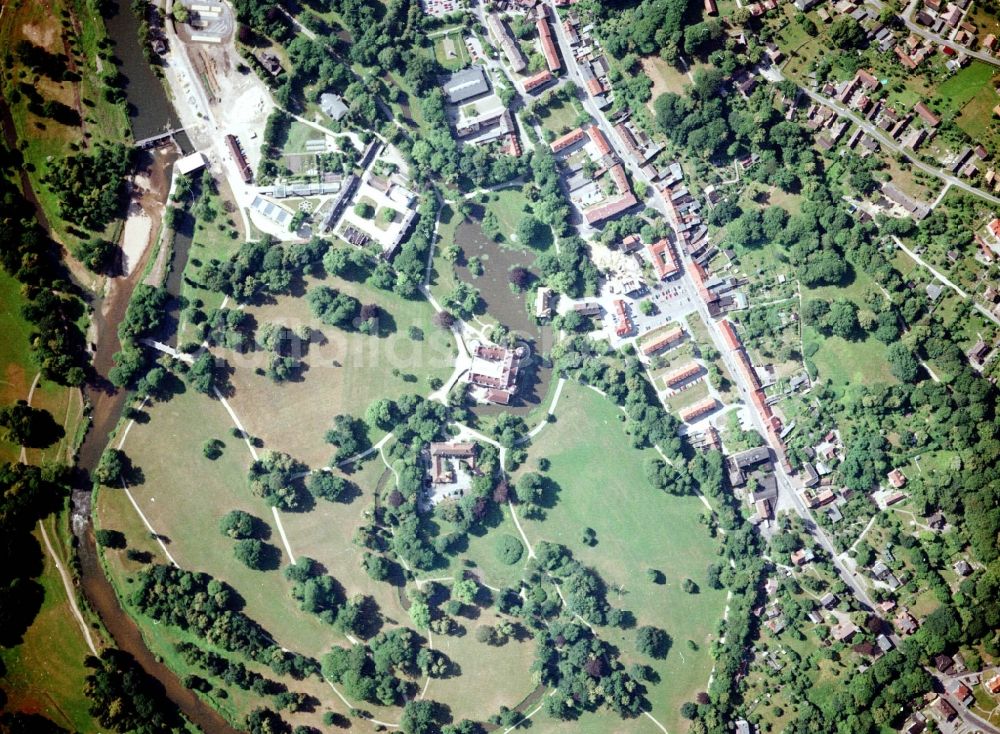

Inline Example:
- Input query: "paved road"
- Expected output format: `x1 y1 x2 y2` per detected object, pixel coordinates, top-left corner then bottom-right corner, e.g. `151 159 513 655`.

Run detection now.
759 66 1000 207
875 0 1000 69
892 236 1000 327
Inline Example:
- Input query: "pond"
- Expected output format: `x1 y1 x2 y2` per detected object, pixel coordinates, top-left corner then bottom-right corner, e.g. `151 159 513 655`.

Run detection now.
452 207 554 418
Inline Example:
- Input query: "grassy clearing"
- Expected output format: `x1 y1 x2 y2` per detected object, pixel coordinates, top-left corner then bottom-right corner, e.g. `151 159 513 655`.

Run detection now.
535 96 581 136
664 380 711 414
223 276 455 469
0 509 99 731
482 188 536 245
640 55 696 107
0 270 85 466
433 30 470 71
429 203 463 305
421 605 536 722
102 390 536 725
805 326 897 390
933 62 996 110
102 388 339 652
517 382 726 732
956 77 1000 146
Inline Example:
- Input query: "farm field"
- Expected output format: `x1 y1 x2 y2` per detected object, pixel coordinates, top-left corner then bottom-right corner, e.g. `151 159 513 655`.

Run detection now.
515 382 726 733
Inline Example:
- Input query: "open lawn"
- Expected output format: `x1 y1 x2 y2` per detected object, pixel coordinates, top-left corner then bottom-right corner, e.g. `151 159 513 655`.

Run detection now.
956 77 1000 148
640 55 697 109
516 382 726 732
0 509 100 732
176 178 245 342
101 384 539 726
932 61 996 111
433 30 471 71
102 388 337 653
481 187 539 247
534 96 581 136
223 275 456 469
0 270 86 465
805 326 897 391
802 261 897 389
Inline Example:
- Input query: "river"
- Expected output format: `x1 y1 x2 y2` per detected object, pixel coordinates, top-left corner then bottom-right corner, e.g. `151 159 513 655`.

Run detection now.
68 4 237 733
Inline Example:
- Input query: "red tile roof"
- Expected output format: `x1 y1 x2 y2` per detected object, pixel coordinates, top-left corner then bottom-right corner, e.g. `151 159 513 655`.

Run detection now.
523 69 554 92
550 127 585 152
536 16 562 72
665 362 701 387
720 320 741 351
914 101 940 126
647 238 679 279
588 126 612 156
679 397 718 422
640 326 684 355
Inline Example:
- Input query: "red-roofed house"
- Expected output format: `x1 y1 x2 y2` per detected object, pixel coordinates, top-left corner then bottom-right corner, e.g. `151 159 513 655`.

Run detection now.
914 101 940 127
857 69 880 90
665 362 701 388
588 125 612 157
550 127 585 153
612 299 633 337
986 673 1000 695
887 468 907 488
523 69 554 93
647 238 679 279
536 13 562 72
680 397 718 423
640 326 685 356
704 0 718 13
720 320 741 351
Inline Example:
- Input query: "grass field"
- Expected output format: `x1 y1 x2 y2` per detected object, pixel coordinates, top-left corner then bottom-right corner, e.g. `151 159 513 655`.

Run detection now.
0 270 87 466
483 188 539 247
433 30 470 71
0 509 100 731
223 275 456 468
803 268 897 391
933 62 996 111
516 382 726 732
102 387 538 725
534 96 582 136
955 74 1000 147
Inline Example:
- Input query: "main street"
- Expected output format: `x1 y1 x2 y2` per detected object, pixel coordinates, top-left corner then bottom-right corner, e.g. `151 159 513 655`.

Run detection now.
540 0 882 611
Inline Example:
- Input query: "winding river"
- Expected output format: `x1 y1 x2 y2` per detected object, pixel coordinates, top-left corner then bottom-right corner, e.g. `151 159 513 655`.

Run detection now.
68 3 237 732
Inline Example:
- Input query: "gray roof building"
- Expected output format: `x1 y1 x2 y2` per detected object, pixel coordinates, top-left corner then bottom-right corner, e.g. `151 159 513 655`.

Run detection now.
320 93 348 121
443 66 490 104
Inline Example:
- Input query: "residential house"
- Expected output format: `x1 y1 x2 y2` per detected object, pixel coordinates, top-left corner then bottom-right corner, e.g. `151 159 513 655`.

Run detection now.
831 620 859 643
914 101 940 126
887 468 907 488
934 697 958 722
